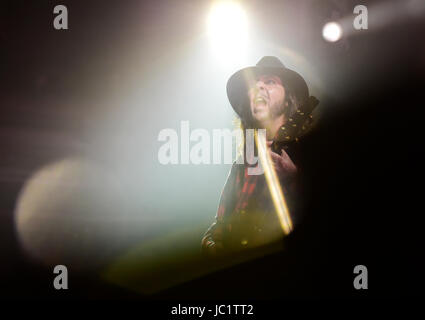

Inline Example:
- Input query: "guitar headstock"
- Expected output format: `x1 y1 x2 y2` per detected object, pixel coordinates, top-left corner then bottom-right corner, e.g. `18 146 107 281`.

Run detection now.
275 96 319 143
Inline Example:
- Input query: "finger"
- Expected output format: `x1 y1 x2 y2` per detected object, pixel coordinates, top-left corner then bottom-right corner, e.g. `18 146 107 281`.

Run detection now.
280 148 291 161
268 151 285 171
269 150 282 163
266 141 273 150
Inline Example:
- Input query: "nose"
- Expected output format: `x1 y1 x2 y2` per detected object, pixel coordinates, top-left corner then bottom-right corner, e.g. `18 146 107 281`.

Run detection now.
251 80 266 95
256 80 266 90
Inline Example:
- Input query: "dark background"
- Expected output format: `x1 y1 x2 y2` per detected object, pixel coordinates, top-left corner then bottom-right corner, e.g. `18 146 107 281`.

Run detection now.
1 0 424 303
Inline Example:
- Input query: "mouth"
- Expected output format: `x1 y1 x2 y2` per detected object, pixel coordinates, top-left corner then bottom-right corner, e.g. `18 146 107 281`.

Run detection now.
254 96 267 106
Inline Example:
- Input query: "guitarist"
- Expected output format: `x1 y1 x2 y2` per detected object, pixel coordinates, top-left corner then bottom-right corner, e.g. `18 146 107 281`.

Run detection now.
202 56 318 255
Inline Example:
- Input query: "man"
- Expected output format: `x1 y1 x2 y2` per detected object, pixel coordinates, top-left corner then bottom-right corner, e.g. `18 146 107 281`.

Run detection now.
202 56 318 254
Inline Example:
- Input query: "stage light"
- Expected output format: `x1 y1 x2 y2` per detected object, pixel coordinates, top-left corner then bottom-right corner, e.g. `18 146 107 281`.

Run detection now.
207 1 248 62
322 22 342 42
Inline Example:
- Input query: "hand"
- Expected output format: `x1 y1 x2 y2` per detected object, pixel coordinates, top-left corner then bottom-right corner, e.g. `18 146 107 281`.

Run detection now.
266 141 298 182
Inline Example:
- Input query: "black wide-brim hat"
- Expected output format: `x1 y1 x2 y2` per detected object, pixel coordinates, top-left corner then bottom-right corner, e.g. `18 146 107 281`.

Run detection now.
226 56 309 117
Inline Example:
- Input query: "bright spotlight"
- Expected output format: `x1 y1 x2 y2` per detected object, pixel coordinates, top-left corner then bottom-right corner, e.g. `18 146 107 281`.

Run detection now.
322 22 343 42
207 1 248 62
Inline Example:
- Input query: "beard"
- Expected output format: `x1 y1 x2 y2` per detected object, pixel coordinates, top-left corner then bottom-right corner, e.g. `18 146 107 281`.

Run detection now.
269 101 286 119
253 99 286 125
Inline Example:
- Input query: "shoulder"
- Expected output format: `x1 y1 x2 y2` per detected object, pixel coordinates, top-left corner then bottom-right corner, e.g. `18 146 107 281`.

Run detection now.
229 158 246 176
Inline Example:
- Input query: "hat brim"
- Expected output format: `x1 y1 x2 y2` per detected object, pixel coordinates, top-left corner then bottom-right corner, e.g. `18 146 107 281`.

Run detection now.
226 65 309 117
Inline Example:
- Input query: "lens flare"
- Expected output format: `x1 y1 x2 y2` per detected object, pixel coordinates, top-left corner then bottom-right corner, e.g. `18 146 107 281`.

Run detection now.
255 130 293 235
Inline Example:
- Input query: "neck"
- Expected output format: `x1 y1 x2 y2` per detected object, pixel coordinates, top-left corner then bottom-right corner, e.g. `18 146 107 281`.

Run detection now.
259 114 286 140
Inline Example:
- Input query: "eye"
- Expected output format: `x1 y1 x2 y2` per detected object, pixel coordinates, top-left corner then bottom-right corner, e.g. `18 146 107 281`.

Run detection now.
265 79 276 85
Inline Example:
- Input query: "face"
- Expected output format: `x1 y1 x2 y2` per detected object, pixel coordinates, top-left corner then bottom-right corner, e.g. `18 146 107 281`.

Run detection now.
248 74 286 123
